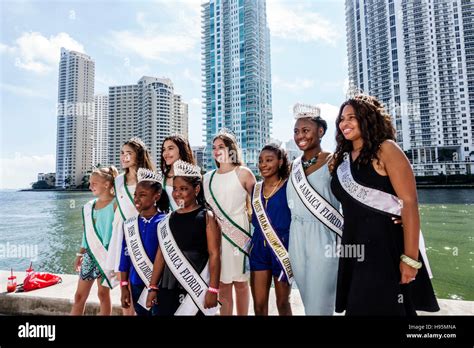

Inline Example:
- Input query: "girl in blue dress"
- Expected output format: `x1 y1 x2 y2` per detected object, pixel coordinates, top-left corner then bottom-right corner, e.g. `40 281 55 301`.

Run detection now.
119 169 170 316
250 144 292 316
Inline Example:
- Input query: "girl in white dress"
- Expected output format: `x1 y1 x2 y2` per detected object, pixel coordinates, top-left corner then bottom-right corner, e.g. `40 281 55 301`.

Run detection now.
160 135 196 211
203 131 256 315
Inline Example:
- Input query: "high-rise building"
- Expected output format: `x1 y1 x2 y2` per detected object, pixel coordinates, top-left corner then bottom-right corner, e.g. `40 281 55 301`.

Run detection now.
172 94 189 140
56 48 95 188
346 0 473 175
201 0 273 172
192 145 206 169
93 94 109 166
108 84 138 169
108 77 188 169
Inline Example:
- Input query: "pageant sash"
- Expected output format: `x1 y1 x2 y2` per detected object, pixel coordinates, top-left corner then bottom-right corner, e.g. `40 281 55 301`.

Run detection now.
291 157 343 238
252 182 294 284
82 200 118 289
337 152 433 278
123 215 154 310
114 174 137 220
207 170 251 256
163 178 178 212
157 216 219 316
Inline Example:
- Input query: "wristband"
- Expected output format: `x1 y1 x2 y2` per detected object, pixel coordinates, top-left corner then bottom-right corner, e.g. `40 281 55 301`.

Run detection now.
400 254 422 270
76 253 84 257
120 281 129 287
208 287 219 294
148 284 159 292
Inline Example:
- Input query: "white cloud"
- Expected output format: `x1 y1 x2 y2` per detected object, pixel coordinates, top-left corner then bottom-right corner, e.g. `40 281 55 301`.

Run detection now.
267 0 341 44
189 97 202 106
182 68 201 86
0 153 55 189
107 5 201 62
273 75 315 92
1 32 85 74
0 83 50 99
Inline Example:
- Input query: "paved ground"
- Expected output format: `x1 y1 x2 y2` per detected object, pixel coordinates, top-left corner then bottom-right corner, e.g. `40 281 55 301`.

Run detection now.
0 271 472 315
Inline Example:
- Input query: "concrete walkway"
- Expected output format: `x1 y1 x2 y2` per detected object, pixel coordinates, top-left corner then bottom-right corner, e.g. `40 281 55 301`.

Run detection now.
0 271 472 315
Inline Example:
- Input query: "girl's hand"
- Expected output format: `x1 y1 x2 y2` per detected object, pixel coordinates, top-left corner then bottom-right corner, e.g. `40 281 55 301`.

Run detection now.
74 256 83 272
204 291 218 309
146 291 157 308
121 286 131 309
400 261 418 284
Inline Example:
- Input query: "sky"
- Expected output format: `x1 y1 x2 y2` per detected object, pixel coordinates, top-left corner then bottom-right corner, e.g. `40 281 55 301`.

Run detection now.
0 0 348 189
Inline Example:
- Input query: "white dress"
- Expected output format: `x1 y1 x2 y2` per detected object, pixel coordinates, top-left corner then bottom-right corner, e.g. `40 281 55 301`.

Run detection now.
204 167 250 283
164 184 179 211
106 184 136 272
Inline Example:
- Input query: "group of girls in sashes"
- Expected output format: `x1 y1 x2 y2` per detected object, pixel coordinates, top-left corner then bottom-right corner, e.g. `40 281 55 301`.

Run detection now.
72 93 440 316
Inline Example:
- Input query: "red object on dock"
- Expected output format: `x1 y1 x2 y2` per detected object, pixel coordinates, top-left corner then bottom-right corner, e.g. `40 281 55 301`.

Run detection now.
23 272 62 292
7 275 17 293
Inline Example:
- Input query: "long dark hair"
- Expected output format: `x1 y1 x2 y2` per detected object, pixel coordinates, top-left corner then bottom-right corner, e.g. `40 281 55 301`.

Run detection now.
136 181 170 214
333 94 396 171
260 144 290 180
123 138 155 174
160 135 195 178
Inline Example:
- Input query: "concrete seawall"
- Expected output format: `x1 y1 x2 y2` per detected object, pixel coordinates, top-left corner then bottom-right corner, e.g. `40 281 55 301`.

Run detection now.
0 271 472 315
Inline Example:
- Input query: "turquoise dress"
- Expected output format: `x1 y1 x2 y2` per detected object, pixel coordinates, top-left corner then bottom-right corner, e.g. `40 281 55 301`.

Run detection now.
287 162 340 315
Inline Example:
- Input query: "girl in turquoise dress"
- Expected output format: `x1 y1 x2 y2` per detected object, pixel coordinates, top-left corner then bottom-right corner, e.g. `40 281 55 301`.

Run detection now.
287 110 341 315
71 166 118 315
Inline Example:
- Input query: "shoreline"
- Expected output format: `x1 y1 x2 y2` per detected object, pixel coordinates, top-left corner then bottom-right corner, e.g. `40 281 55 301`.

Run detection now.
0 270 472 315
16 185 474 192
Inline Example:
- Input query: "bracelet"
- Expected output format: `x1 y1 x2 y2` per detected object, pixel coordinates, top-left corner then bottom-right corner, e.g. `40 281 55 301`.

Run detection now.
400 254 422 270
208 287 219 294
76 253 84 257
120 281 129 287
148 287 159 293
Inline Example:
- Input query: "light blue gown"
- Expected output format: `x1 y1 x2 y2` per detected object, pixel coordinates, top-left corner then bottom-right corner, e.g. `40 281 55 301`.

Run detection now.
287 162 340 315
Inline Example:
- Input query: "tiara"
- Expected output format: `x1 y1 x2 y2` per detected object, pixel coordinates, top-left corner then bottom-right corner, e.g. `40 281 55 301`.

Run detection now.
216 127 237 140
173 159 201 178
137 168 163 183
293 103 321 119
129 137 147 150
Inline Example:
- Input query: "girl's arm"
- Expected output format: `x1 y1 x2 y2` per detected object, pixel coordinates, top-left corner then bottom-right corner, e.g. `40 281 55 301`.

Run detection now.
146 247 165 308
379 140 420 284
120 271 131 308
204 210 221 308
238 166 257 196
73 247 87 272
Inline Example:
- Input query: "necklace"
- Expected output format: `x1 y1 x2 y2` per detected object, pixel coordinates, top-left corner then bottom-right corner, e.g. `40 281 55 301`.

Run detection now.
302 152 321 170
263 178 282 208
141 212 158 224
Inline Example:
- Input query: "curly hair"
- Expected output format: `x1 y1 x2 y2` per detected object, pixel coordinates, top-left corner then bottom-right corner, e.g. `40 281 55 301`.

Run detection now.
260 144 290 180
160 134 195 178
333 94 396 171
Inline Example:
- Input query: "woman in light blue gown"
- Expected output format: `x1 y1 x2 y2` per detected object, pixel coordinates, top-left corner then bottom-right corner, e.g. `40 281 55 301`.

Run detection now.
287 106 341 315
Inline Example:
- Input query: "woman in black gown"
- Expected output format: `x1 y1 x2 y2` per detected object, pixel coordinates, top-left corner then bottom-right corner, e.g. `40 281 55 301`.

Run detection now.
330 94 439 315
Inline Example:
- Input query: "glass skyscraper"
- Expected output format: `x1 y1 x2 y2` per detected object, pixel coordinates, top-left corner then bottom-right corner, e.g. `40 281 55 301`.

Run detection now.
346 0 473 176
201 0 273 172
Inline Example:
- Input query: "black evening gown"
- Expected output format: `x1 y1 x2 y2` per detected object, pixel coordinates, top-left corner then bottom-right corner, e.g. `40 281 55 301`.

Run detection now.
330 156 440 315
